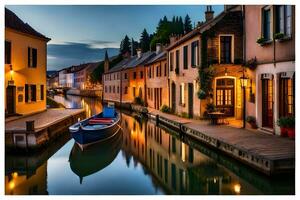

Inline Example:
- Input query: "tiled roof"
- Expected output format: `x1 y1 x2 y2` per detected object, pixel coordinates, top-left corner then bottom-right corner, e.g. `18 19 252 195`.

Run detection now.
145 51 166 65
108 51 156 73
5 8 50 41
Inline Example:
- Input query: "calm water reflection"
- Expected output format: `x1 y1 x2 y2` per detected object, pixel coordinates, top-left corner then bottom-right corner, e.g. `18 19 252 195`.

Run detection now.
5 95 295 195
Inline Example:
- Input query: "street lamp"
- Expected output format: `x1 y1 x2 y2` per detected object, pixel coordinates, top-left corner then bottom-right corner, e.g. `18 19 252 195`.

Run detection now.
239 68 248 129
10 65 13 80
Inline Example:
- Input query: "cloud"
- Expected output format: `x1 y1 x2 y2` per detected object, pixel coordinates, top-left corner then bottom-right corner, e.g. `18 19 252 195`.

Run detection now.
47 41 119 71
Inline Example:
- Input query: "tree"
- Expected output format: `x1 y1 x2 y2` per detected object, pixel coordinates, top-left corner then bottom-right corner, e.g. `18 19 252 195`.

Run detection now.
184 14 193 33
140 28 150 52
120 35 131 55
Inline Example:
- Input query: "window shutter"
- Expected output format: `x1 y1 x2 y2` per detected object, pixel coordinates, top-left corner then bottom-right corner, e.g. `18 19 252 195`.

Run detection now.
191 42 195 66
32 85 36 101
28 47 31 67
25 84 28 102
33 48 37 67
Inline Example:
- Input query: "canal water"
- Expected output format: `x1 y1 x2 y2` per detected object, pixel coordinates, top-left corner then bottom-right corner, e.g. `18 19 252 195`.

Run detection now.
5 95 295 195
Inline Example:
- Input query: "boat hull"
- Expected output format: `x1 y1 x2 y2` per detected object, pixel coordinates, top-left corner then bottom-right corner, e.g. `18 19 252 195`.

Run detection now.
71 120 120 147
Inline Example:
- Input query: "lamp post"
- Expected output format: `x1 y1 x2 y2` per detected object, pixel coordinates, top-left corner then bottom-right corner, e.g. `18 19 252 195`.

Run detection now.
239 68 248 128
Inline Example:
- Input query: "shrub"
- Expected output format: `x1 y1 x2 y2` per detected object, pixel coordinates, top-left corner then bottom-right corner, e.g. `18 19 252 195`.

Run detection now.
134 97 144 106
246 116 256 123
206 103 216 113
181 112 189 118
160 105 171 113
277 116 295 128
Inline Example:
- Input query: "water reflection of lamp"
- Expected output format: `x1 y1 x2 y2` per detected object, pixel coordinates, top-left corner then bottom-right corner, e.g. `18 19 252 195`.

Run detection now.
9 181 15 190
234 184 241 194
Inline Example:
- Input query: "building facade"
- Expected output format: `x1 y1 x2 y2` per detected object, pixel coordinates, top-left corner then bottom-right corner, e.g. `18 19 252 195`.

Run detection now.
5 8 50 115
145 48 169 110
245 5 295 134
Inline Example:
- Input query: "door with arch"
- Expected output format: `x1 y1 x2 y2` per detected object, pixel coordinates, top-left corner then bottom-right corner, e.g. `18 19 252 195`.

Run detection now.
215 78 235 116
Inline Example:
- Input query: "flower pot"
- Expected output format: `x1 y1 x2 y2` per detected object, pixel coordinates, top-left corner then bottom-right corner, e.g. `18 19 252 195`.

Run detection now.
248 122 257 129
286 128 295 139
280 127 288 137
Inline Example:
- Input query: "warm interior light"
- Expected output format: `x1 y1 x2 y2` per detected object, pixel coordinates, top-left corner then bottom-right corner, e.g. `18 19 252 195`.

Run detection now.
9 181 15 190
234 184 241 194
240 77 248 87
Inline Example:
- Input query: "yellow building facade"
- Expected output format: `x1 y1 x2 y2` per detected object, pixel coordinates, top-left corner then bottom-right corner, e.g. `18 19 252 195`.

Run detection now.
5 8 50 115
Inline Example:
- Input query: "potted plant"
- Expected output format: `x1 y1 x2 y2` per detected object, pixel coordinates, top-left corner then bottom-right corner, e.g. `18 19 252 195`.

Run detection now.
197 89 206 99
277 117 289 137
256 37 267 45
274 32 284 41
206 103 216 113
286 116 295 139
246 116 257 129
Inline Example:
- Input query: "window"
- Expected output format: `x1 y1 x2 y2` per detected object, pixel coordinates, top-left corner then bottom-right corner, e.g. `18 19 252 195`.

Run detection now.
149 66 152 78
113 86 115 93
179 83 185 105
105 86 107 92
124 73 128 79
156 66 159 77
28 47 37 68
25 84 36 102
140 71 143 79
262 8 271 40
147 88 150 99
133 87 136 97
170 52 174 71
109 86 111 93
220 36 232 64
133 72 137 79
276 5 292 37
5 41 11 64
175 50 180 72
279 76 295 117
183 46 188 69
124 86 128 94
40 85 44 100
191 41 199 67
117 86 119 93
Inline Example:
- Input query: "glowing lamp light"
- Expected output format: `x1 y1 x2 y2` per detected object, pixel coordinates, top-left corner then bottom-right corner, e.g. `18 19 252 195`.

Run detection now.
234 184 241 194
12 172 18 178
9 181 15 190
239 76 248 88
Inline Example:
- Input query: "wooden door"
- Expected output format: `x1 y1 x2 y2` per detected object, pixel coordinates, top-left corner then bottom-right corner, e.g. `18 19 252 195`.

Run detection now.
262 79 273 128
171 83 176 112
6 86 16 115
216 78 235 116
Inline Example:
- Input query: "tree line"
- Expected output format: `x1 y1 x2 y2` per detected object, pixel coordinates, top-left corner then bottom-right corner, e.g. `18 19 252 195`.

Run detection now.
120 14 193 55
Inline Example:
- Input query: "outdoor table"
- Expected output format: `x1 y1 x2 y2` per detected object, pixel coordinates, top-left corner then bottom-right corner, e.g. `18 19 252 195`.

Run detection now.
208 112 226 125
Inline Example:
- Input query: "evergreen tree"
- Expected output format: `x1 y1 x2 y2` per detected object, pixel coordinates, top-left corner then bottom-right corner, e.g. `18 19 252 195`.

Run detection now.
120 35 131 55
140 28 150 52
184 14 193 33
179 16 184 34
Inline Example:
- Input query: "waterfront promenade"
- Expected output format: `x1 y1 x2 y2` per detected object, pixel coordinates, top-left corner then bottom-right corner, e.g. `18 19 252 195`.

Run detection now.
147 108 295 175
5 108 85 149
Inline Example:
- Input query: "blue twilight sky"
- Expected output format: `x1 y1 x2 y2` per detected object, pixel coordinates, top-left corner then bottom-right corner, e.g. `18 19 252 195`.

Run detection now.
6 5 224 71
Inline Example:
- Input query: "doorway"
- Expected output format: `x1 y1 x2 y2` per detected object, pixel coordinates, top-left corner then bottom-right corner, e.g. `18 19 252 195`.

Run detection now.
6 85 16 115
262 79 273 128
171 82 176 112
215 78 235 116
188 83 193 118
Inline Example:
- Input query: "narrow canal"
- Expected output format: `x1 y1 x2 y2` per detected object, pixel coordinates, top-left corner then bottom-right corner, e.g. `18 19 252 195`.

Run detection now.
5 95 295 195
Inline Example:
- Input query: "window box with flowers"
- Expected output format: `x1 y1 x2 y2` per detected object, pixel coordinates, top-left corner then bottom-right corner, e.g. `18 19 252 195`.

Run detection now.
274 32 291 42
256 37 272 46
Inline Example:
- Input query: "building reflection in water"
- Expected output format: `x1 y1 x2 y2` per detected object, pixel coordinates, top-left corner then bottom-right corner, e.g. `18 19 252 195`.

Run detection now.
120 113 261 195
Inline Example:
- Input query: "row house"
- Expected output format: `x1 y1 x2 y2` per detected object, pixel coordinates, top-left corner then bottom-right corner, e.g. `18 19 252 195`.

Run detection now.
145 44 169 110
167 6 244 120
245 5 295 134
5 8 50 115
103 50 155 104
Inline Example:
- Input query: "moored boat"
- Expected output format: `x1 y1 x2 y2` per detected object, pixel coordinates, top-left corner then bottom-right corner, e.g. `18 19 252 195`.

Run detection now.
69 105 120 150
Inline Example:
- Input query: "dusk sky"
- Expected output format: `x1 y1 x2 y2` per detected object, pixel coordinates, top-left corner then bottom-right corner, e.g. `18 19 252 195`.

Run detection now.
6 5 224 71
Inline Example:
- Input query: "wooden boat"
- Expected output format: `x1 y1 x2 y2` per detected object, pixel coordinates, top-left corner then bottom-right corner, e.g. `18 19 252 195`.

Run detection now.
69 130 122 184
69 105 121 150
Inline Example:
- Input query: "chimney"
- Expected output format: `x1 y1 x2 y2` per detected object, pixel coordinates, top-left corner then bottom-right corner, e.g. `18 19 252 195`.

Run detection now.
205 5 214 22
104 50 110 73
156 43 162 54
169 34 177 44
136 48 142 59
